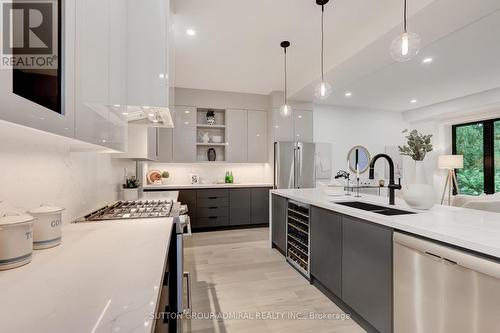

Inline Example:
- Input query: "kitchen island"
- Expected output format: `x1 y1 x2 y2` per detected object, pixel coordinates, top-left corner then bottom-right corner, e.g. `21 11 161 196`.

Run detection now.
270 188 500 333
0 218 174 333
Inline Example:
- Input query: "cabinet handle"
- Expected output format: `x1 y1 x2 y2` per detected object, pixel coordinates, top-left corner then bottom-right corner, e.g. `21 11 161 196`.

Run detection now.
208 207 218 209
208 216 217 219
208 197 217 199
183 272 192 313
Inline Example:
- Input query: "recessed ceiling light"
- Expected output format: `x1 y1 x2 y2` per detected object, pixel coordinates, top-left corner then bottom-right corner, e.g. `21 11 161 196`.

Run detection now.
422 57 433 64
298 115 303 119
410 99 418 104
186 29 196 36
113 104 121 108
122 112 129 116
184 110 190 114
152 120 159 123
345 92 352 97
148 113 155 117
142 106 150 109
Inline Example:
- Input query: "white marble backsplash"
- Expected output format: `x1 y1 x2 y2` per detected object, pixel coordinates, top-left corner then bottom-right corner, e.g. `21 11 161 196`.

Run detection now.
145 162 273 185
0 121 135 223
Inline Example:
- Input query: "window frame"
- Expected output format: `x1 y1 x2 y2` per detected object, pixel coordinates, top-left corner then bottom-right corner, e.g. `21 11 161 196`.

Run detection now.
452 118 498 195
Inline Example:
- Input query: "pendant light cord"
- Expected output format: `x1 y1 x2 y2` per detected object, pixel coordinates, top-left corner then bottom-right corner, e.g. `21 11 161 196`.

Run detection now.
284 49 287 105
321 5 325 81
403 0 407 33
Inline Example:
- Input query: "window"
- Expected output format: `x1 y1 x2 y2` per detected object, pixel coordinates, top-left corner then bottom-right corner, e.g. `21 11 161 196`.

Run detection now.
453 119 499 195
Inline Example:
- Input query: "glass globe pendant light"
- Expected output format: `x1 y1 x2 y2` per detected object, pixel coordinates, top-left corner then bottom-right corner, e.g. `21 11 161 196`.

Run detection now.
390 0 421 62
280 41 292 118
314 0 332 100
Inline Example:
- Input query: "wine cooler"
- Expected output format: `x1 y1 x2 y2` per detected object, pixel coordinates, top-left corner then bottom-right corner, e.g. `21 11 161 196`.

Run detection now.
286 200 310 279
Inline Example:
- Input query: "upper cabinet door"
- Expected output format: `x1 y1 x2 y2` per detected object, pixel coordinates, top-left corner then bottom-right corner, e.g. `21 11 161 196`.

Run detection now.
0 0 75 138
248 110 267 162
226 109 248 162
75 0 128 150
75 0 111 147
127 0 169 108
271 108 294 142
173 106 197 162
157 128 174 162
294 110 313 142
147 127 159 161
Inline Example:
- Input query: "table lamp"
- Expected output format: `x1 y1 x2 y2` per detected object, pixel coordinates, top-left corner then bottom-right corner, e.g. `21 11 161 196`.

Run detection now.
439 155 463 205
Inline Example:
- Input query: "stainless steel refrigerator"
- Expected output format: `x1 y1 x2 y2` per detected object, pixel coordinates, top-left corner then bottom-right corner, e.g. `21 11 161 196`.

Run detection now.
274 142 331 189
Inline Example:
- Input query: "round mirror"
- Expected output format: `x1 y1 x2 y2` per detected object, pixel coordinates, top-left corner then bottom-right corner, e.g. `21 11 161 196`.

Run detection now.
347 146 371 173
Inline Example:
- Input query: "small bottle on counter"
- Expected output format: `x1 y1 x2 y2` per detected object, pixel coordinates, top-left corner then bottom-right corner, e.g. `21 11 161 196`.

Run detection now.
229 171 234 184
225 171 230 184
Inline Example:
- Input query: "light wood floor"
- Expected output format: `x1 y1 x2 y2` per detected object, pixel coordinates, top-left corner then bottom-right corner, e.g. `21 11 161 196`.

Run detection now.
183 228 365 333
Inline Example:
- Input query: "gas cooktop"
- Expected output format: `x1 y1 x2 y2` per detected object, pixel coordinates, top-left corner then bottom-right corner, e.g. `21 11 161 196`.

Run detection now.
81 200 186 221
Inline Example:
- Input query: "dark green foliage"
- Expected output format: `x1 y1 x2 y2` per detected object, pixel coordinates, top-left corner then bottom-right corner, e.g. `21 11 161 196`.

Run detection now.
123 176 139 189
455 123 484 195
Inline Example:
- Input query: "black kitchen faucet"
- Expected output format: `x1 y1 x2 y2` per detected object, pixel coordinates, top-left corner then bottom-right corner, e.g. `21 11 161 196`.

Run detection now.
369 154 402 205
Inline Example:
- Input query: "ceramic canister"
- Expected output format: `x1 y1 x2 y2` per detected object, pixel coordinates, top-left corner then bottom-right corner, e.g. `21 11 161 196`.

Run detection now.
0 212 35 270
28 205 65 250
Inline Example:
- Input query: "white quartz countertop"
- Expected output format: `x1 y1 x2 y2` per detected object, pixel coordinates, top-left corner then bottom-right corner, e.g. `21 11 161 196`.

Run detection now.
271 188 500 259
144 183 273 190
0 218 174 333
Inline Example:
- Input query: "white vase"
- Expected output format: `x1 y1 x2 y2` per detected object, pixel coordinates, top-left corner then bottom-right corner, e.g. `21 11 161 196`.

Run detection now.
123 188 139 201
403 161 435 210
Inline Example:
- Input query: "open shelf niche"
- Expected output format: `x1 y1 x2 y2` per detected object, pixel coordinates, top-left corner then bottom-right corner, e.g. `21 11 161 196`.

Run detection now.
196 108 227 162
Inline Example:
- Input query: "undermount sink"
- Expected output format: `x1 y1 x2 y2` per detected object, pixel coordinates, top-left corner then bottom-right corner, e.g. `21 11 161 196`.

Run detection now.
335 201 416 216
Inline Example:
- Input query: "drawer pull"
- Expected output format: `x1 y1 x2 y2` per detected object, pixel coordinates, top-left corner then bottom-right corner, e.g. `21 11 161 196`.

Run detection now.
208 216 217 219
208 207 218 209
208 197 217 199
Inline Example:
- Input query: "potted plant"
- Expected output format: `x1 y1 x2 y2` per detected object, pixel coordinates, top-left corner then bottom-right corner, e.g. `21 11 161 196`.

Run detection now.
161 171 170 185
398 129 435 209
122 176 140 201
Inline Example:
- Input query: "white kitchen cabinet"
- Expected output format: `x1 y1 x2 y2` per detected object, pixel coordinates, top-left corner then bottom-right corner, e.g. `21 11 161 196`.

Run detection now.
270 108 314 143
157 129 174 162
271 108 295 142
226 109 248 162
0 0 76 138
294 110 314 142
248 110 267 162
74 0 128 151
173 106 197 162
127 0 169 108
114 125 158 160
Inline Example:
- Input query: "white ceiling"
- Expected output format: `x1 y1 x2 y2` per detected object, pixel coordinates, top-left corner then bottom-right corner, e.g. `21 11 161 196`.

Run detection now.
173 0 433 96
173 0 500 112
292 0 500 112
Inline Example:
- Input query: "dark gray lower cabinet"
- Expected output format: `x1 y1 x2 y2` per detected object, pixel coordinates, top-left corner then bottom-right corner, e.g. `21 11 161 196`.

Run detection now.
342 216 393 333
250 188 269 224
176 187 271 230
310 207 342 298
271 194 287 253
229 188 251 225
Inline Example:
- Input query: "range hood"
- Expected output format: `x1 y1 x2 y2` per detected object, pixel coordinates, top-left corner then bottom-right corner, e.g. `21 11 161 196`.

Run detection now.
125 106 174 128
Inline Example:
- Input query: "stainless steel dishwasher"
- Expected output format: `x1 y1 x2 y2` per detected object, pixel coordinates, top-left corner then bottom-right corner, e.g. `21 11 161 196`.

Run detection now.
394 232 500 333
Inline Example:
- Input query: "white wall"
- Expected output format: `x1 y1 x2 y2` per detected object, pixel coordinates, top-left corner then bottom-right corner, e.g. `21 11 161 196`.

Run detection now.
0 121 135 223
174 87 269 110
313 105 408 181
145 162 273 185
